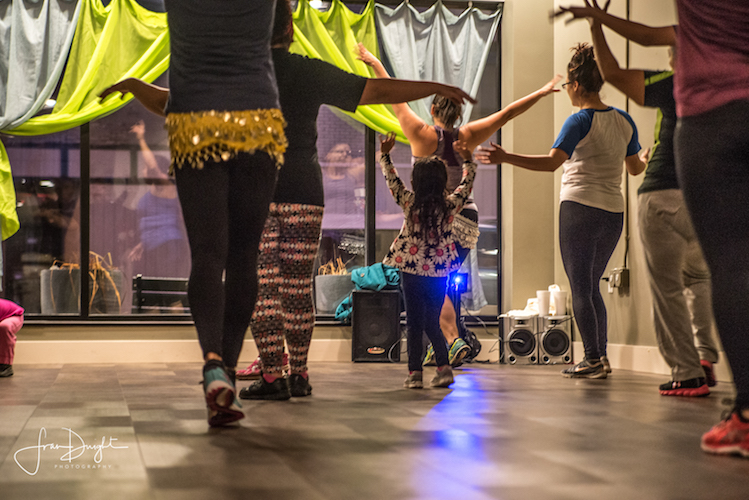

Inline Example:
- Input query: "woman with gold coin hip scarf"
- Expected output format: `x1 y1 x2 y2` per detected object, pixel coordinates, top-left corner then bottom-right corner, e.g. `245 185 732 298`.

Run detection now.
164 0 287 427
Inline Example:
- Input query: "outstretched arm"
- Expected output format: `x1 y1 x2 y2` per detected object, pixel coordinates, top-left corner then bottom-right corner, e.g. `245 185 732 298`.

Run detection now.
359 79 474 108
475 143 568 172
100 78 169 117
555 0 676 47
460 75 562 150
590 21 645 105
357 43 436 156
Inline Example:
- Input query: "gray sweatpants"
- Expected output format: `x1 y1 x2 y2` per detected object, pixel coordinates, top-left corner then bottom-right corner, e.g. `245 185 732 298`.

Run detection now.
638 189 720 381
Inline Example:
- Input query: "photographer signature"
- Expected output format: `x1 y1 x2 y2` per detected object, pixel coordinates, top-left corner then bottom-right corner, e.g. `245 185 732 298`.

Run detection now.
14 427 129 476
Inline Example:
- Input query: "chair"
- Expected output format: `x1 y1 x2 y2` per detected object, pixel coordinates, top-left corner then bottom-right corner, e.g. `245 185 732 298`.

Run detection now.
132 274 189 314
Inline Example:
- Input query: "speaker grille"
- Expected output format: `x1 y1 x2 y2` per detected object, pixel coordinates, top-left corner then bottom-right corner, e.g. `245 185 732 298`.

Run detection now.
508 329 536 357
352 290 401 362
542 329 570 356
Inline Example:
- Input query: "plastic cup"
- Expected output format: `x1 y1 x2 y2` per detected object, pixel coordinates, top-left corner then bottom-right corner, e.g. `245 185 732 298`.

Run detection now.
552 290 568 316
536 290 550 316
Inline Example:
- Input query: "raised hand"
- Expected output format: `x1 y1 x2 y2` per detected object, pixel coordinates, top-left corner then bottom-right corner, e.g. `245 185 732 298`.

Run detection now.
539 75 565 96
356 43 378 67
380 131 397 155
552 0 610 24
130 120 146 140
475 142 507 165
453 140 474 162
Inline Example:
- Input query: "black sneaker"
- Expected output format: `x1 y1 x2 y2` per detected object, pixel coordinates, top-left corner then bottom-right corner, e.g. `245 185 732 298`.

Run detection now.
659 377 710 397
288 374 312 397
561 358 607 379
239 376 291 401
0 364 13 377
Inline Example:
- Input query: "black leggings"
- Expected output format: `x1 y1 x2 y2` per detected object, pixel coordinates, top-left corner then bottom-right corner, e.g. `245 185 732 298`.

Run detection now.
559 201 623 361
174 152 277 368
675 100 749 410
401 272 449 372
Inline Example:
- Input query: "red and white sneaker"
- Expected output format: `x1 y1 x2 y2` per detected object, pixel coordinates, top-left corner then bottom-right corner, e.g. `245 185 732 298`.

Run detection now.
236 353 289 380
701 410 749 458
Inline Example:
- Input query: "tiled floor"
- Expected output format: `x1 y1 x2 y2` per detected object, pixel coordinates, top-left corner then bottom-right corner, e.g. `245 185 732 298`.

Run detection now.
0 361 747 500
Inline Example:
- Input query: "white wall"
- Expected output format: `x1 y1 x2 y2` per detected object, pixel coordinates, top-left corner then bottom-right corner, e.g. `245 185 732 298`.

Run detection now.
498 0 712 353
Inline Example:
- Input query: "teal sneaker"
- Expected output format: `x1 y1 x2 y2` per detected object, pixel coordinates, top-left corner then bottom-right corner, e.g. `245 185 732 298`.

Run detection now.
423 344 436 366
203 361 244 427
448 338 471 367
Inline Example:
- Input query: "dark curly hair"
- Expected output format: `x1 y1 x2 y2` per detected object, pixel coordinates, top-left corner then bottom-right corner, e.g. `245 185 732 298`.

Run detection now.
567 43 603 94
411 156 450 241
272 0 294 47
431 95 463 128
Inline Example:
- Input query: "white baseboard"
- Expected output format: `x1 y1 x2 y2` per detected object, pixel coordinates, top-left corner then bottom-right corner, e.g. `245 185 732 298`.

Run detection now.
14 337 502 366
12 338 728 382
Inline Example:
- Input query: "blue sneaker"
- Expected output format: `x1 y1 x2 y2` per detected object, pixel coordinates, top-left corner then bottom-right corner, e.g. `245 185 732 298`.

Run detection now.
203 362 244 427
448 338 471 367
423 344 436 366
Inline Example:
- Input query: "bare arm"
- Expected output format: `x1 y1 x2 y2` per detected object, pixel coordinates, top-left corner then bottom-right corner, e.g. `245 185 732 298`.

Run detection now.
555 1 676 47
357 43 437 155
99 78 169 117
461 75 562 149
475 143 568 172
625 148 649 176
590 21 645 105
359 79 474 107
130 121 167 180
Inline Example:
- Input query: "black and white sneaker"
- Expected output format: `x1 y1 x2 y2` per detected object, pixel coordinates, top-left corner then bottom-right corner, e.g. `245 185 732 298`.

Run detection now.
561 358 607 379
239 375 291 401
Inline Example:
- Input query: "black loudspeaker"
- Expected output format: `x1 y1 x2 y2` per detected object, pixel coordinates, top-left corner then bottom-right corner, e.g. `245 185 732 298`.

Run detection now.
500 314 538 365
352 290 401 362
538 315 573 364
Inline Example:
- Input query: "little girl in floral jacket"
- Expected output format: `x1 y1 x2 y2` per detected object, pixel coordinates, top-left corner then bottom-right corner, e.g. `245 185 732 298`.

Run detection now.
379 132 476 389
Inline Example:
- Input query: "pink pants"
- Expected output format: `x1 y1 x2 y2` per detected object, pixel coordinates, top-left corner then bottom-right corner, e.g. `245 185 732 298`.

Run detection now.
0 315 23 365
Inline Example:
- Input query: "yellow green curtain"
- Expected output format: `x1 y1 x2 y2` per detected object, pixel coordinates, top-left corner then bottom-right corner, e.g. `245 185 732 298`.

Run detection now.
0 141 19 240
6 0 169 137
291 0 407 143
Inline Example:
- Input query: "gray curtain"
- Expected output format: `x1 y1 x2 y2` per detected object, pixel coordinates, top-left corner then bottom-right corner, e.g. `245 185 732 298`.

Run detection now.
374 0 502 123
0 0 81 131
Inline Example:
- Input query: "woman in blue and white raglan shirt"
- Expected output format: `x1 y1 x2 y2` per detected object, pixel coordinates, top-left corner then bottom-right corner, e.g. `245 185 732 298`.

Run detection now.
477 43 646 379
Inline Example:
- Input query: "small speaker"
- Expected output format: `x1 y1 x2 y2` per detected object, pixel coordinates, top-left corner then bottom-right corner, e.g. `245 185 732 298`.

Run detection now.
352 290 401 362
500 314 538 365
538 315 573 364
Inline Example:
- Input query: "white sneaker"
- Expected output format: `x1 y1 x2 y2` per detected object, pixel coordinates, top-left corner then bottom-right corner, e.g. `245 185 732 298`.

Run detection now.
404 372 424 389
430 366 454 388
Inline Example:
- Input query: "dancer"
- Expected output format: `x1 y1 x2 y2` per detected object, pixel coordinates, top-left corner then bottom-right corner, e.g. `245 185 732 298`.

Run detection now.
102 0 474 401
162 1 286 427
558 3 718 396
379 132 476 389
237 0 474 400
670 0 749 458
357 44 560 367
476 43 646 379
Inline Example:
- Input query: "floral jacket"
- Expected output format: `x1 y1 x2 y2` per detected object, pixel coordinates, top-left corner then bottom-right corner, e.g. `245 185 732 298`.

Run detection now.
380 153 477 277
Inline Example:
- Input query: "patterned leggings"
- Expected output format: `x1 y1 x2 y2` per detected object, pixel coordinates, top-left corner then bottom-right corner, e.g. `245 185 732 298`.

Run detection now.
251 203 324 374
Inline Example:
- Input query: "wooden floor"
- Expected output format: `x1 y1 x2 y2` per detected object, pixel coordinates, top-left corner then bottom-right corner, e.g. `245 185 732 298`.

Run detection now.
0 361 747 500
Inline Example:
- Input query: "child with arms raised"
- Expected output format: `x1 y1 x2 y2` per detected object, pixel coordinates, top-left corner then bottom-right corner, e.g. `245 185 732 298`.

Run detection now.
379 132 476 388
